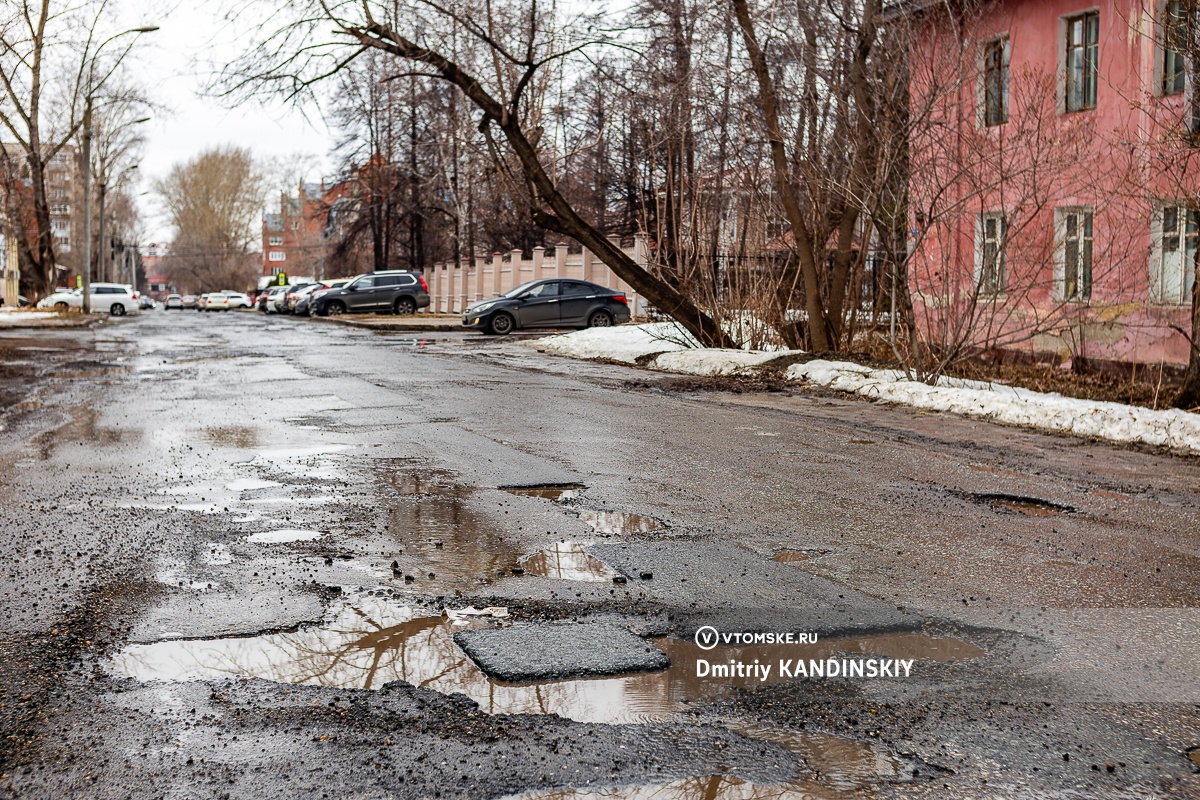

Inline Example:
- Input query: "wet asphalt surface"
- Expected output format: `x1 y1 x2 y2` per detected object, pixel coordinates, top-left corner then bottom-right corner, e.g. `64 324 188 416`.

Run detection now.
0 310 1198 799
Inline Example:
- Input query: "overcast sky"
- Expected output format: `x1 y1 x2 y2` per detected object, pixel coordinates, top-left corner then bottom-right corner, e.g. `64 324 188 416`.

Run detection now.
133 1 334 245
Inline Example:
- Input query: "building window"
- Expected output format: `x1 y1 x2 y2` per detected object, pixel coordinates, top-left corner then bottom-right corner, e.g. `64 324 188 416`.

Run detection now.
1060 209 1093 301
984 37 1010 126
1153 205 1198 304
1066 12 1099 112
268 236 283 246
1163 0 1187 96
270 266 283 277
977 212 1007 294
268 251 286 262
51 204 69 215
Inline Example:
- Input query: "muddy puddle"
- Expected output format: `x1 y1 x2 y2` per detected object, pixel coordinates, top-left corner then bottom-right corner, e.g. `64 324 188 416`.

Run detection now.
1187 746 1200 770
979 493 1074 517
205 426 259 448
772 549 830 564
521 541 615 581
580 510 661 535
503 484 585 501
380 478 521 587
112 595 983 726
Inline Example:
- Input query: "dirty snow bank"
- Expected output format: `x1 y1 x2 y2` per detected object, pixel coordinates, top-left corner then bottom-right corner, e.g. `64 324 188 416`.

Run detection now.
537 324 1200 453
536 322 795 375
788 359 1200 454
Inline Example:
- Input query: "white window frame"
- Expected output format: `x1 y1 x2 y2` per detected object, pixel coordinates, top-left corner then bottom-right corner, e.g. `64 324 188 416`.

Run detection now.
268 251 286 262
975 211 1008 295
1150 202 1198 305
268 236 283 246
981 36 1011 128
1058 9 1100 114
1055 207 1094 301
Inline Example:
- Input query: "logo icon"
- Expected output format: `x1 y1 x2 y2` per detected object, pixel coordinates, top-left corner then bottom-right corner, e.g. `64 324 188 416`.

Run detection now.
694 625 719 650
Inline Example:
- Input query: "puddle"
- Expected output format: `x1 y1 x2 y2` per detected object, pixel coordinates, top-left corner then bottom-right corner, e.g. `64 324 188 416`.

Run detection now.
579 510 661 535
980 494 1074 517
226 478 281 492
389 469 464 497
381 477 520 588
246 529 323 543
500 774 853 800
772 549 829 564
502 483 585 501
112 595 982 726
205 426 258 448
521 541 615 582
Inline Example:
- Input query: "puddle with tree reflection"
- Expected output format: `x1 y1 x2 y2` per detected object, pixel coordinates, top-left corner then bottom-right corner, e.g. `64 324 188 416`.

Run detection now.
580 511 661 535
503 484 585 501
522 541 615 581
111 596 982 726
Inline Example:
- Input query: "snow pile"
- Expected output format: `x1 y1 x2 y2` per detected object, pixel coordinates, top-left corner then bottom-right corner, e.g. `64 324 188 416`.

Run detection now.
649 349 786 376
0 311 62 324
788 359 1200 454
538 323 1200 453
537 322 699 363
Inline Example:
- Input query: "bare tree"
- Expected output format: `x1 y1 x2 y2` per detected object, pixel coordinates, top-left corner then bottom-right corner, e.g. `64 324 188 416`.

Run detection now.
0 0 153 294
155 146 263 292
225 0 735 346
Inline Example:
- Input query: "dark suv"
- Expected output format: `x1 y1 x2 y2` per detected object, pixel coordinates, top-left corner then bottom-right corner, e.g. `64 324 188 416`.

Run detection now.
312 271 430 316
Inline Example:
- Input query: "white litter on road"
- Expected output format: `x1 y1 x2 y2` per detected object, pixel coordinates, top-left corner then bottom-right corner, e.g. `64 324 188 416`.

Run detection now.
536 324 1200 454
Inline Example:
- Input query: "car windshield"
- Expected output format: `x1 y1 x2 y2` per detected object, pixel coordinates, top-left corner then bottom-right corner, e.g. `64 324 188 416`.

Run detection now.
503 280 548 299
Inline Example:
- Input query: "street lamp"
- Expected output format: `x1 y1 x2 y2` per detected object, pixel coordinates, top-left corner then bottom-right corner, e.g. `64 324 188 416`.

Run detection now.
80 25 157 313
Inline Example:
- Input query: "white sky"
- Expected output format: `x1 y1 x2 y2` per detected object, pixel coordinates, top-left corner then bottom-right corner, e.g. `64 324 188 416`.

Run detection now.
132 1 334 245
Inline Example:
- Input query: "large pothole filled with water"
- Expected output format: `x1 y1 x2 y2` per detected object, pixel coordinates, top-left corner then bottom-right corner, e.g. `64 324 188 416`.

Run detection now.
111 595 983 725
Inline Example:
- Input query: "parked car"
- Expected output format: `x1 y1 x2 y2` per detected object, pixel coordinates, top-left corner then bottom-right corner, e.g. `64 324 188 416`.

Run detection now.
139 295 156 310
36 288 82 312
165 294 183 309
204 293 231 311
262 285 290 314
288 284 325 316
181 294 199 309
313 271 429 316
282 283 317 314
462 279 630 335
224 291 252 309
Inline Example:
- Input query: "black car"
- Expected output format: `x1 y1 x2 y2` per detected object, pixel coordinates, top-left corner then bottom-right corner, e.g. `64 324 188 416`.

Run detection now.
313 271 430 316
462 278 631 335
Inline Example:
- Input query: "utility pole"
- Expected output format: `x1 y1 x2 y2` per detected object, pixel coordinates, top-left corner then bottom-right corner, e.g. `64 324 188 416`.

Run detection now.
97 179 107 282
80 99 93 314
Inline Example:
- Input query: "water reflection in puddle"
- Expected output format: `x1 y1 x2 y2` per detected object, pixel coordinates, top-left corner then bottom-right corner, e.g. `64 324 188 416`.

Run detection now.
503 484 584 501
979 494 1073 517
112 596 983 726
580 511 660 535
522 542 615 582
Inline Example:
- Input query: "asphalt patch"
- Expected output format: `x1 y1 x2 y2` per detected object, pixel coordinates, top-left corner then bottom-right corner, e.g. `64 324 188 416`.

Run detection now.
453 622 670 682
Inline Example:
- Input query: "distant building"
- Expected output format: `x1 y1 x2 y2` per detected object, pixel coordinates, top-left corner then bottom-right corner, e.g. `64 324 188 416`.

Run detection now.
261 180 352 282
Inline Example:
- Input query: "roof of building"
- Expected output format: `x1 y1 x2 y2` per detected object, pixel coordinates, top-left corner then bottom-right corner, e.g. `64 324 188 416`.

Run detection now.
264 213 283 231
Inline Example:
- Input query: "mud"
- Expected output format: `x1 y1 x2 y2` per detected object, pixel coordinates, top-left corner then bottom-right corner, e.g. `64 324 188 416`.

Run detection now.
503 484 586 501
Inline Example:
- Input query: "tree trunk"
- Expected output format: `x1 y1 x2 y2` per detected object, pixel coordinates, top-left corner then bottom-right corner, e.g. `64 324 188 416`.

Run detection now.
1174 245 1200 409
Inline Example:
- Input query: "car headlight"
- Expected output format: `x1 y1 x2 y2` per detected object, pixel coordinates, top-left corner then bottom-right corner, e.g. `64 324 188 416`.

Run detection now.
470 302 496 314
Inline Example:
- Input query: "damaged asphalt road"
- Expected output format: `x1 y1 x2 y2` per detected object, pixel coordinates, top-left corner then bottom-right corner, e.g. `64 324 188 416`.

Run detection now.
0 312 1198 799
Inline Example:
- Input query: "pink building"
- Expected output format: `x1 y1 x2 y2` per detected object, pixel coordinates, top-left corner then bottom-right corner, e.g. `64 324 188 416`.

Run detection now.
900 0 1198 367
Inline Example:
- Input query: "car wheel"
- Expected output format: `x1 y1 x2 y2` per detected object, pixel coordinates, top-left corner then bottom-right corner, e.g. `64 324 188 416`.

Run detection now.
326 301 346 316
110 303 126 317
487 311 515 336
54 301 68 312
393 296 417 315
587 309 613 328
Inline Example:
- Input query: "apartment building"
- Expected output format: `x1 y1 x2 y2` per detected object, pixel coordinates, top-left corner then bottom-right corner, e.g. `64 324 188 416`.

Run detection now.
900 0 1199 367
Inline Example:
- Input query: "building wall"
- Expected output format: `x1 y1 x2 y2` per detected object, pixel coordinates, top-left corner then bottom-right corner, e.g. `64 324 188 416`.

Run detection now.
906 0 1198 366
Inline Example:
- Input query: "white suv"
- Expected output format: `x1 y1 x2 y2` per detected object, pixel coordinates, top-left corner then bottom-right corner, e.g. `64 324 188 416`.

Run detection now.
37 283 139 315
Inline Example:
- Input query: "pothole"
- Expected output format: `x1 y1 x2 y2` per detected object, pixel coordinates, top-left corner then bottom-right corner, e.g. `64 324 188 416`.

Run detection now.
388 468 464 497
205 426 258 448
111 596 983 726
521 541 616 581
979 494 1074 517
501 483 585 501
580 510 661 535
1187 746 1200 771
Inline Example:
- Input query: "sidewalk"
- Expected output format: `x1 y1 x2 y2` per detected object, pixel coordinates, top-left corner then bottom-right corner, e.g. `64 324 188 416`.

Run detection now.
0 311 100 329
310 313 463 332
